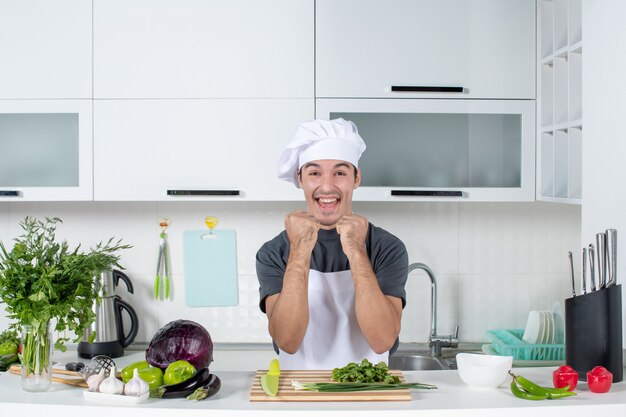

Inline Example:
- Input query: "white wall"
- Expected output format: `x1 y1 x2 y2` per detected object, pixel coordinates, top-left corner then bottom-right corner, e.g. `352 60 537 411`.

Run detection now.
0 201 579 345
582 1 626 340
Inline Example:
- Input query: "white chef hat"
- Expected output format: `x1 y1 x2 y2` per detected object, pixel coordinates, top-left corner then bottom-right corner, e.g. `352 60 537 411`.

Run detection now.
277 118 366 187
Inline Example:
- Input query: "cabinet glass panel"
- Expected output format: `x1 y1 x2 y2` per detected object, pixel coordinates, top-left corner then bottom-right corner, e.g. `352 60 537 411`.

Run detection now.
331 112 521 188
0 113 79 186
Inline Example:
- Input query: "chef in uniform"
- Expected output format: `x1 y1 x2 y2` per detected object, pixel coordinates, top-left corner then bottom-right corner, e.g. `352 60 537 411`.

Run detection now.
256 118 408 370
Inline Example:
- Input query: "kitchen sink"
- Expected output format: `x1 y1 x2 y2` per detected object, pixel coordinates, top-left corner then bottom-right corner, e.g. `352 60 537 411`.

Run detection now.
388 352 449 371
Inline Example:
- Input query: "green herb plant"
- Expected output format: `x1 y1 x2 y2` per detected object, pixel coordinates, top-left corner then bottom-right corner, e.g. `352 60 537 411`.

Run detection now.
0 217 130 377
331 359 400 384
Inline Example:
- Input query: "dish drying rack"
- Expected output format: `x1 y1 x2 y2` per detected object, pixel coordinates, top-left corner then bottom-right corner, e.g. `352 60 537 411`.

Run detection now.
486 329 565 361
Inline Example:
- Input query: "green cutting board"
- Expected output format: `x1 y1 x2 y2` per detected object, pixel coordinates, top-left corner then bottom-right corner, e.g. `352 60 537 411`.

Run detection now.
183 229 238 307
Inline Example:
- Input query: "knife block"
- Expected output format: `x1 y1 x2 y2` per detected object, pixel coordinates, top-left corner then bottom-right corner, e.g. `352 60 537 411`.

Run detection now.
564 284 623 382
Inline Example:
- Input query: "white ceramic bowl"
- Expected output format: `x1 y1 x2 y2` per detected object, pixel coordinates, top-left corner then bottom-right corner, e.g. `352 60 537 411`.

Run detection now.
456 353 513 388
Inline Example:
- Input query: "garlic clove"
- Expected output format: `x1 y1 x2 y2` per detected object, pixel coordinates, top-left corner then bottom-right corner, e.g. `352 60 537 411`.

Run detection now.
124 368 150 397
99 365 125 395
86 368 106 392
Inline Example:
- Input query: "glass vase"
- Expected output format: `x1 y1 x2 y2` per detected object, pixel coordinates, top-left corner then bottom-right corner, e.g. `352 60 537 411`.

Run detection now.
20 321 53 392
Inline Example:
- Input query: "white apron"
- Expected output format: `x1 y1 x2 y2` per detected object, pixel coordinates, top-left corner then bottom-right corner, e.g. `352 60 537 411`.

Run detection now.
279 269 389 370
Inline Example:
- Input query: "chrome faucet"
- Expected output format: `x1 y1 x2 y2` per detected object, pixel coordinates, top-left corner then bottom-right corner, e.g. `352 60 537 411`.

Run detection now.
408 262 459 357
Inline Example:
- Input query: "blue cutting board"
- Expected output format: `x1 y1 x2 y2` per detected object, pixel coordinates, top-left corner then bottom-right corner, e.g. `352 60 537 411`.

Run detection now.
183 229 238 307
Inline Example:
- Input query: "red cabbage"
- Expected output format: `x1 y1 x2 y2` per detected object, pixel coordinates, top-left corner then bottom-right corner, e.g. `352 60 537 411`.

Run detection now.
145 320 213 370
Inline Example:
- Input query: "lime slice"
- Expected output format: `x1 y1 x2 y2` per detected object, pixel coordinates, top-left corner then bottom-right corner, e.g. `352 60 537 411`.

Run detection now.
261 373 279 397
268 358 280 376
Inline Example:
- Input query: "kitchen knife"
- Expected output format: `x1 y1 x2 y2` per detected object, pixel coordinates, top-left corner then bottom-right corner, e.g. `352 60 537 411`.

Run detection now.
596 233 607 289
589 244 597 291
606 229 617 287
568 251 576 298
581 247 587 294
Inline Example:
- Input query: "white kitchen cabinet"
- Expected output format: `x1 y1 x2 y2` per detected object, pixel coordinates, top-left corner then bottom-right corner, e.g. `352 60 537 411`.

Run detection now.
93 99 312 201
0 0 91 99
316 0 535 99
537 0 582 204
93 0 313 99
317 99 536 202
0 100 93 201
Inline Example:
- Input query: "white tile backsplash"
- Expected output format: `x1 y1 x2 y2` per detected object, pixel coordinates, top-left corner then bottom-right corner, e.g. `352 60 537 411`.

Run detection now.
0 201 580 345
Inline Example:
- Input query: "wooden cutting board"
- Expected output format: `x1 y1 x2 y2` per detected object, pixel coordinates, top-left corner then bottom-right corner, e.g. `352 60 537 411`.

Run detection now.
249 370 411 402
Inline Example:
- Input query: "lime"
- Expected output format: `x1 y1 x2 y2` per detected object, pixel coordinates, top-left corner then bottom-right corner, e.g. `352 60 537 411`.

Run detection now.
163 360 196 385
268 358 280 376
261 373 279 397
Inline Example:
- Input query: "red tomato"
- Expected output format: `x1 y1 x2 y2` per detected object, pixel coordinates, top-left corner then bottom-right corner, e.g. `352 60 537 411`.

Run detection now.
553 365 578 391
587 366 613 393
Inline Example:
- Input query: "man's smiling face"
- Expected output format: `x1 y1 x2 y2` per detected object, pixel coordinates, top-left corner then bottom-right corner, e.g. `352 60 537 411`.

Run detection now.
298 159 361 229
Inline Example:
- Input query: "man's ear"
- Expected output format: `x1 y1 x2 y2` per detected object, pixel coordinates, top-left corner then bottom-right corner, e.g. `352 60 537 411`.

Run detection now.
354 168 361 189
297 169 303 188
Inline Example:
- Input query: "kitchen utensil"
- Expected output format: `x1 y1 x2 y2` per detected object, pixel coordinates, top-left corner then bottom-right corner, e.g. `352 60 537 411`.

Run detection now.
77 270 139 359
568 251 576 297
596 232 607 288
183 228 238 307
81 355 116 380
565 284 623 382
581 247 587 294
8 364 87 388
249 369 410 402
154 217 171 300
456 353 513 389
606 229 617 287
589 244 597 291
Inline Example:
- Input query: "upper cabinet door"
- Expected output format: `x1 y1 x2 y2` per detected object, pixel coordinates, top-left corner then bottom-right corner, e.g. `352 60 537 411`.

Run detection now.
316 0 535 99
93 99 311 201
0 100 93 201
0 0 92 99
94 0 314 99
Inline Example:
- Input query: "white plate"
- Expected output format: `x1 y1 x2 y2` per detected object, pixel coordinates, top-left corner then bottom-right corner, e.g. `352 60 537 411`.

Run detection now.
83 390 149 404
552 301 565 344
522 310 542 344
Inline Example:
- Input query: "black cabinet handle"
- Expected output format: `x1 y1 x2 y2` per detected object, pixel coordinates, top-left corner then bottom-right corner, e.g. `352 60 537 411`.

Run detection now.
391 86 464 93
167 189 240 196
0 190 20 197
391 190 464 197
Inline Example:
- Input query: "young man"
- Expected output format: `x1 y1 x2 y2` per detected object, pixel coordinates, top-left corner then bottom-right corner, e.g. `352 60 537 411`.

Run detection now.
256 118 408 369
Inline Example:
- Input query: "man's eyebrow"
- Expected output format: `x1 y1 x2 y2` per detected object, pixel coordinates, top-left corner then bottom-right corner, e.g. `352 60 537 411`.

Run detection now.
302 162 321 170
334 162 351 169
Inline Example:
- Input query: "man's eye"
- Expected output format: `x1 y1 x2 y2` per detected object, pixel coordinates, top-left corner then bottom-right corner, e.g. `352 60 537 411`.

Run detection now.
335 171 347 176
307 171 320 176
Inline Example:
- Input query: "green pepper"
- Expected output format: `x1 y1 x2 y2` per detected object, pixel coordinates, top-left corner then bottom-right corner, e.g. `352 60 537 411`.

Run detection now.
137 366 164 390
163 360 196 385
121 360 150 383
0 342 18 356
509 371 576 400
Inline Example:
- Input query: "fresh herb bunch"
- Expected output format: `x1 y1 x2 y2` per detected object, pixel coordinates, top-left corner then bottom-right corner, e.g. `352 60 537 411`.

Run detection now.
331 359 401 384
0 329 19 346
0 216 131 351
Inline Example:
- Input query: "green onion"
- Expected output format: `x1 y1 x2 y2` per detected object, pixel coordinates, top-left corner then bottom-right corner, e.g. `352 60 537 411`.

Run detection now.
291 380 437 392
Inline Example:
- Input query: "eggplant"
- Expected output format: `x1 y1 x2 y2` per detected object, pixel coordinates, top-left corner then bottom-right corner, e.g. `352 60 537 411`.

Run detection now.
186 374 221 401
151 367 211 398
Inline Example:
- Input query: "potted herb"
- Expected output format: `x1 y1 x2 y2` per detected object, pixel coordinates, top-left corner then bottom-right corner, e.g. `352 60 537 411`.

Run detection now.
0 217 130 391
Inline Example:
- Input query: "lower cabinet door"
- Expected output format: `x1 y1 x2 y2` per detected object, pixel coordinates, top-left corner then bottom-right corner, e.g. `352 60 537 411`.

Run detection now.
93 99 312 201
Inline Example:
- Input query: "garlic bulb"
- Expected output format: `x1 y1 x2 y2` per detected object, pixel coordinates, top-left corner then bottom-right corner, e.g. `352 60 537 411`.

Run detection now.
99 366 125 395
124 368 150 397
86 368 106 392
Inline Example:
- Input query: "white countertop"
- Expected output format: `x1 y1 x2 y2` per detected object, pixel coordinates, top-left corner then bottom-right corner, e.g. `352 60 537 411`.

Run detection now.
1 350 626 417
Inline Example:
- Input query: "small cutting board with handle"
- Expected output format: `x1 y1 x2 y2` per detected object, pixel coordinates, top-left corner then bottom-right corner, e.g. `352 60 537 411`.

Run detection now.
183 229 238 307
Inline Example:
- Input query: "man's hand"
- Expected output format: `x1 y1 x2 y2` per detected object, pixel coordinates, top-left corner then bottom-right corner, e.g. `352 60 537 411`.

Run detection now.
285 210 321 254
336 212 368 258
